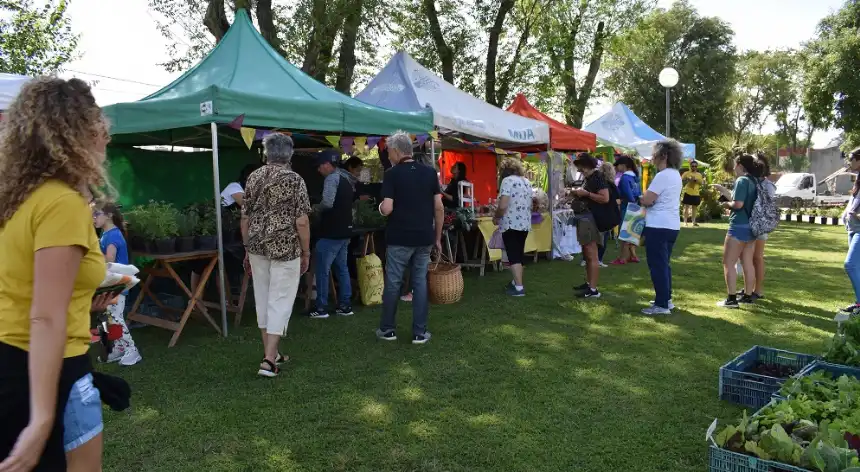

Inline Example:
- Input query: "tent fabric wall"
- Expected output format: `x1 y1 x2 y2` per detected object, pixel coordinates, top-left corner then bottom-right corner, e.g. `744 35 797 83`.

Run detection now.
356 52 550 146
505 94 596 151
439 150 498 205
107 147 261 208
103 11 433 143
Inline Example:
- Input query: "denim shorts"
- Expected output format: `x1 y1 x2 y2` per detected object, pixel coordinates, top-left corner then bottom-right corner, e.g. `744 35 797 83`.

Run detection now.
63 373 103 452
727 224 754 243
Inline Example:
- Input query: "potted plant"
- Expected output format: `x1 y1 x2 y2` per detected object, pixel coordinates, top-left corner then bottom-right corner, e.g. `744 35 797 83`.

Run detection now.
176 210 198 252
124 207 149 252
150 201 180 254
195 204 218 250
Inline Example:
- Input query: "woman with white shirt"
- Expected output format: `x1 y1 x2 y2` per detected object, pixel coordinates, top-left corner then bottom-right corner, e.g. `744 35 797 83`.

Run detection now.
220 165 259 208
639 140 683 316
493 158 533 297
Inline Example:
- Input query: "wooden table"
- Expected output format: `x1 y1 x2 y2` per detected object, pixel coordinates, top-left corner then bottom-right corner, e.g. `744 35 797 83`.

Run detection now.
128 250 248 347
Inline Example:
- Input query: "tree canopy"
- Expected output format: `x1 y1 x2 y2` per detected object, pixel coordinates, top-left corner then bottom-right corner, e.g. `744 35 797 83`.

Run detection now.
602 0 736 147
0 0 78 76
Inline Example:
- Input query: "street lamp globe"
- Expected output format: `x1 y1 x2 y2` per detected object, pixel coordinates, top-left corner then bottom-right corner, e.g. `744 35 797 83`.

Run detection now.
659 67 679 88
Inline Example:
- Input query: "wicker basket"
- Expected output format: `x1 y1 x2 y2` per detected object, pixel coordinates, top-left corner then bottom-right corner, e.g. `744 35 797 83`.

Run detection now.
428 255 463 304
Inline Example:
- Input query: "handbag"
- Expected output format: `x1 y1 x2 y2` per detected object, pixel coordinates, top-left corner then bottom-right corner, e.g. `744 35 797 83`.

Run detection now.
488 229 505 249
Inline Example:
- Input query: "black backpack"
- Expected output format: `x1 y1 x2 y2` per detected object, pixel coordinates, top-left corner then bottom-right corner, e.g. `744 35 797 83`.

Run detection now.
592 182 622 232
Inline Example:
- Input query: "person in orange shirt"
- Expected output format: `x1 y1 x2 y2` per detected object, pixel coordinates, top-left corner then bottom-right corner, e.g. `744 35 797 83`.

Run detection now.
0 78 114 471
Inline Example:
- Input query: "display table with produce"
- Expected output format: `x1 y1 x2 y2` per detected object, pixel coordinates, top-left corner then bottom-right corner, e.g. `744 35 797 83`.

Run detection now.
127 250 231 347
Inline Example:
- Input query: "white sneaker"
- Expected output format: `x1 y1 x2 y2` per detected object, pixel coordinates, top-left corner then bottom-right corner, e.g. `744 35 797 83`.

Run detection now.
598 262 609 268
641 306 672 316
580 260 586 267
99 349 123 364
650 300 676 310
119 348 142 366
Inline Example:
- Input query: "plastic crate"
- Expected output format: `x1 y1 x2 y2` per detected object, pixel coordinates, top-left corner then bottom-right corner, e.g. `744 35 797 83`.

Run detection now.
797 360 860 380
709 445 810 472
719 346 817 409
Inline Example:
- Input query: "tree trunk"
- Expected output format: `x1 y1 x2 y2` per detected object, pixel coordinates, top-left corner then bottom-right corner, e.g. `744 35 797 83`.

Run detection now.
496 0 545 107
485 0 516 106
302 0 328 76
422 0 455 84
569 21 606 129
204 0 230 42
314 23 340 83
256 0 281 54
334 0 363 94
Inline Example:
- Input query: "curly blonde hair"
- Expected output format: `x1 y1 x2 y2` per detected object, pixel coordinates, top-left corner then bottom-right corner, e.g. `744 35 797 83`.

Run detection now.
0 77 111 226
499 157 525 180
597 161 616 182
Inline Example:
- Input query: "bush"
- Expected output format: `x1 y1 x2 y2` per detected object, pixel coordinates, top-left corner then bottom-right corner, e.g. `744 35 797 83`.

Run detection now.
129 201 179 240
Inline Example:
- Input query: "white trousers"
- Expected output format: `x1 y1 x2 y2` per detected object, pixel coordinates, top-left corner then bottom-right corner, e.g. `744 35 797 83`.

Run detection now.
248 254 301 336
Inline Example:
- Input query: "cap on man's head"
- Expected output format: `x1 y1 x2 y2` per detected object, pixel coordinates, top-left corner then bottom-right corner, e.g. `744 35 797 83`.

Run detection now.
316 149 341 167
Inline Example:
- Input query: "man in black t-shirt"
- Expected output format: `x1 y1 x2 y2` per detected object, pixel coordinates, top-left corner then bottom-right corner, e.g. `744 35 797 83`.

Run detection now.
376 131 443 345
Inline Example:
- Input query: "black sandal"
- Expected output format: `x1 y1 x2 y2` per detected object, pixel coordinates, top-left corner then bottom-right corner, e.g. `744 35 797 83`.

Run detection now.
261 353 289 366
257 359 279 377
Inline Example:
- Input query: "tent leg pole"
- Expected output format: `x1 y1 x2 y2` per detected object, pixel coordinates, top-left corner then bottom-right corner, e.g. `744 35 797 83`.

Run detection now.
547 147 553 262
211 122 228 338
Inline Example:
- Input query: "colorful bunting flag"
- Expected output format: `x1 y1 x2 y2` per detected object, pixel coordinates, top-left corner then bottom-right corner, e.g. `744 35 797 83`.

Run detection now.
429 130 439 140
240 127 256 149
354 136 367 151
228 114 245 130
367 136 381 149
326 136 340 149
416 134 428 146
340 137 354 155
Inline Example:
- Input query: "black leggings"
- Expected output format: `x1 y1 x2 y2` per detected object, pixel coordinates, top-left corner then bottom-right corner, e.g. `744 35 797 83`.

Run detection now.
502 230 529 265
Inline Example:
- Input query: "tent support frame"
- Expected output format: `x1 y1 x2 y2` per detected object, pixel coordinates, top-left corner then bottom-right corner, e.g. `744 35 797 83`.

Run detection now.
210 122 229 337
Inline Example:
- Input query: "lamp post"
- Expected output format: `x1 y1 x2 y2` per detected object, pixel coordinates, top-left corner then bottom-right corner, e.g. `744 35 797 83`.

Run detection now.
659 67 679 137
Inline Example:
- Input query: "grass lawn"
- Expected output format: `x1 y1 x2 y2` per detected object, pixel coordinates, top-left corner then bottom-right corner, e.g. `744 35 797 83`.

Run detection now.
100 222 850 472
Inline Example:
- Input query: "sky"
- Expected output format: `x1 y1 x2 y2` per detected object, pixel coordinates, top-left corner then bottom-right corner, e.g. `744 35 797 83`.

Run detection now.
59 0 846 147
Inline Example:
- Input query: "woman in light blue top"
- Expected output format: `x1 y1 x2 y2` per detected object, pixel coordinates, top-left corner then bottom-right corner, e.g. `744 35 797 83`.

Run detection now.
842 148 860 313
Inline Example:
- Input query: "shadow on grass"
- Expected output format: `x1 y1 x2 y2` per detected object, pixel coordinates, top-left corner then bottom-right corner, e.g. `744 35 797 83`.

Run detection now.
98 221 847 472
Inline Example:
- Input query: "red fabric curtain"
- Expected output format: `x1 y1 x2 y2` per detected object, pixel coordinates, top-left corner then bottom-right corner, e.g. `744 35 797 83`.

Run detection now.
439 149 498 205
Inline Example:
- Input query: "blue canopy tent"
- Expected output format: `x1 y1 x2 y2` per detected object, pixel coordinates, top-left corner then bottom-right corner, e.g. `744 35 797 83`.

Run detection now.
584 102 695 159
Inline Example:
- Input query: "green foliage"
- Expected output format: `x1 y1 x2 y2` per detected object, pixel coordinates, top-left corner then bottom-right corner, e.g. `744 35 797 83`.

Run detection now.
823 316 860 367
603 0 737 148
129 201 180 240
177 210 199 238
195 204 217 236
705 133 774 172
803 1 860 138
353 199 386 229
784 154 811 173
0 0 79 75
717 372 860 471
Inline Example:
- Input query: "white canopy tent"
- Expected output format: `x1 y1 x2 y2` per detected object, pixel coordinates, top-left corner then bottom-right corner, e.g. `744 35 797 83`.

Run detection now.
585 102 696 159
0 73 30 111
355 51 550 146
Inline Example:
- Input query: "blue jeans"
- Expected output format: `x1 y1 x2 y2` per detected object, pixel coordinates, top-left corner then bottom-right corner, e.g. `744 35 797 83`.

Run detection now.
381 245 431 336
315 238 351 310
846 232 860 304
644 227 679 309
598 231 610 262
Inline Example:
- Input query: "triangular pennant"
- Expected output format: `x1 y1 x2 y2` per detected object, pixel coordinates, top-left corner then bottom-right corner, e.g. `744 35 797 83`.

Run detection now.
416 134 428 147
378 138 387 151
340 137 354 155
367 136 381 149
326 136 340 149
354 136 367 150
429 130 439 140
228 114 245 130
240 127 256 149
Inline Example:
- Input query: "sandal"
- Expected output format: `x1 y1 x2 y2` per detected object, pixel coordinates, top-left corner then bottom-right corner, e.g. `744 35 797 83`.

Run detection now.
261 353 289 366
258 359 280 378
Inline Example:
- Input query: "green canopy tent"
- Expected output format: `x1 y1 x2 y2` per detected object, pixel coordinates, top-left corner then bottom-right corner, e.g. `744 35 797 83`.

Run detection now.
102 10 433 336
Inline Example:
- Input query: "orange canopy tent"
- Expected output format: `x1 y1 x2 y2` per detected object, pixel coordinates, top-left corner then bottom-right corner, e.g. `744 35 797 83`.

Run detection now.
506 93 597 152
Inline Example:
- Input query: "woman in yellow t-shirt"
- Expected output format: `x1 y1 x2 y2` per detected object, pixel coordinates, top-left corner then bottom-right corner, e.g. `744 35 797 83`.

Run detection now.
0 78 114 471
